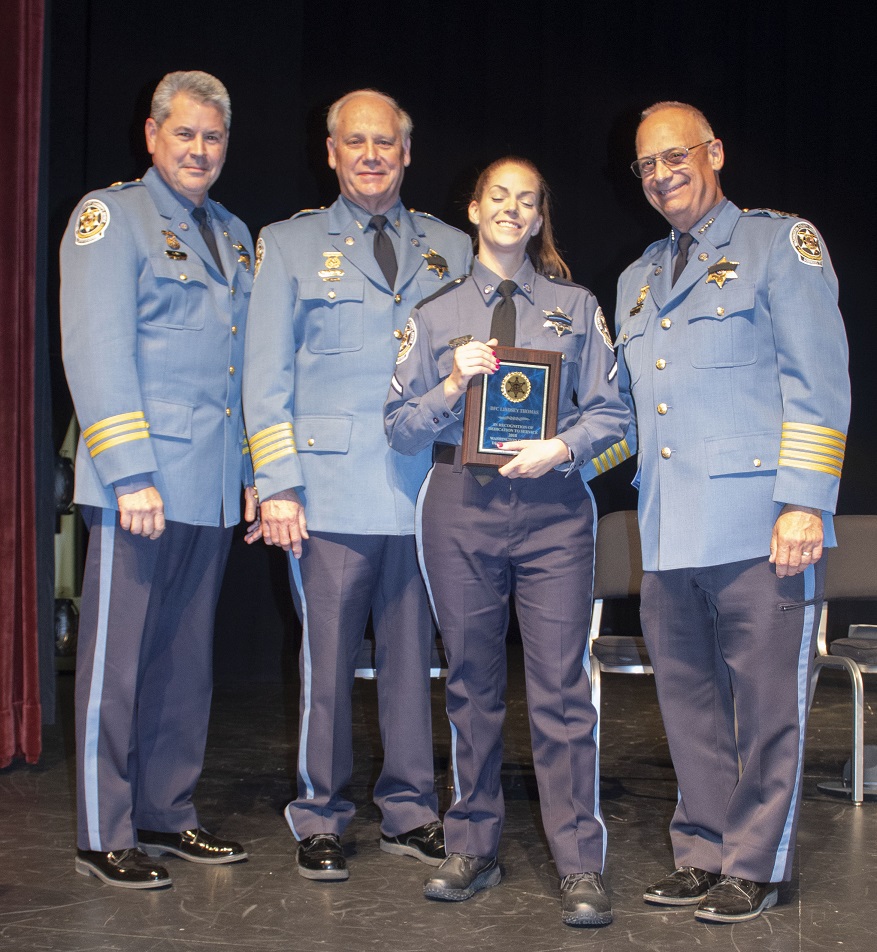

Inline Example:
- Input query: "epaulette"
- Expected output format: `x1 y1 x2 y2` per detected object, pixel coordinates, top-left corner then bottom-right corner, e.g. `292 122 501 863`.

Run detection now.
415 275 469 309
107 179 143 191
741 207 798 219
291 207 327 219
546 273 586 290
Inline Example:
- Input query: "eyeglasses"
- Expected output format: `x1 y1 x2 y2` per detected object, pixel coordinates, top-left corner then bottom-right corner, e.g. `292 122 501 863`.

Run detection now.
631 141 712 178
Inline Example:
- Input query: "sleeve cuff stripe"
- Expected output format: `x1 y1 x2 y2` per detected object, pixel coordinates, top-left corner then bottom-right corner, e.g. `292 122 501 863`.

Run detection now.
252 437 297 461
778 459 843 477
782 422 847 442
252 446 298 472
779 449 845 466
250 422 295 446
89 430 151 457
781 435 846 452
780 442 845 461
593 439 631 474
82 410 146 439
85 420 149 448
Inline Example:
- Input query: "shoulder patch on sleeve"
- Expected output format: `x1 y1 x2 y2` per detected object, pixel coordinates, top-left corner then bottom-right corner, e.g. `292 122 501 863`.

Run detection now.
789 221 823 267
254 236 266 278
395 316 417 364
594 307 614 350
75 199 111 245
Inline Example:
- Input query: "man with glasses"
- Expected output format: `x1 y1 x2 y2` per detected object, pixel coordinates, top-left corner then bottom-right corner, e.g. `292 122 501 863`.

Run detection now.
592 101 849 922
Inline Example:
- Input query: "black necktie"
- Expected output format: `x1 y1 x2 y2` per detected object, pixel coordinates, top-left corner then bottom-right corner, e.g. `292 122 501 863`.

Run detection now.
489 280 517 346
672 232 693 286
192 206 225 278
370 214 398 289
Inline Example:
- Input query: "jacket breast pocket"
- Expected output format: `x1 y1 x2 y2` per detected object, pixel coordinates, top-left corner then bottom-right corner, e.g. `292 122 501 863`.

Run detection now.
688 282 756 368
299 278 364 354
146 255 209 329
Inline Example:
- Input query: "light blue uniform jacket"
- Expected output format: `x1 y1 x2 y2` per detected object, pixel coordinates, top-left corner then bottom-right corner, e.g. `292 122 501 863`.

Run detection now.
61 168 254 527
591 201 850 571
243 198 472 535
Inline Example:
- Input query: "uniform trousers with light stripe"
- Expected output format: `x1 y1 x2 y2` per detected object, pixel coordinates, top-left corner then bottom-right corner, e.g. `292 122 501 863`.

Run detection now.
418 459 607 876
75 507 232 851
283 531 440 840
640 556 825 884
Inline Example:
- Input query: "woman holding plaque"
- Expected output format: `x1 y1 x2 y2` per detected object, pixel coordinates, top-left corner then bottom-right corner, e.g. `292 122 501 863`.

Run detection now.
384 158 627 927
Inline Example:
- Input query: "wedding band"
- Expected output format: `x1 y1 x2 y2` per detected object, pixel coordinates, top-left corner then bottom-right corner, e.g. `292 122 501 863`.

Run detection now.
802 551 811 557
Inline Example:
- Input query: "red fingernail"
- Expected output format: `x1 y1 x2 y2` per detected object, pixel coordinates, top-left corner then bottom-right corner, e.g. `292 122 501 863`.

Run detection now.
497 442 504 447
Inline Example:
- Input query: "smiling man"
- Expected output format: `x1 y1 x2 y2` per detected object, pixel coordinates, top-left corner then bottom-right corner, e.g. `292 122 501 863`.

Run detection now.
592 101 850 923
61 71 255 889
243 89 472 882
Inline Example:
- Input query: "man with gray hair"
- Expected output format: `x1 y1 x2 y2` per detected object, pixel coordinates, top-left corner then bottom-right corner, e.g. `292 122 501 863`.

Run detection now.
243 88 472 881
62 70 256 888
593 100 849 922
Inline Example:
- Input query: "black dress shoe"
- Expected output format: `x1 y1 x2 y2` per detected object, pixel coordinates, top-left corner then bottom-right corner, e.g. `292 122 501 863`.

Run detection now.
695 876 778 922
138 828 248 865
560 871 613 927
644 866 721 905
423 853 500 901
75 848 172 889
380 820 445 866
297 833 349 881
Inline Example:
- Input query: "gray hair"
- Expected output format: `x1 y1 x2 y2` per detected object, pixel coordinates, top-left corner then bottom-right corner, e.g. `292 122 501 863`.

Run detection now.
326 89 413 144
640 101 714 140
151 71 232 131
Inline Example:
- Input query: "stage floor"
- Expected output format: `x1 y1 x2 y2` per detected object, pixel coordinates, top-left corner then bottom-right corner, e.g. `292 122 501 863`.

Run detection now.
1 647 874 952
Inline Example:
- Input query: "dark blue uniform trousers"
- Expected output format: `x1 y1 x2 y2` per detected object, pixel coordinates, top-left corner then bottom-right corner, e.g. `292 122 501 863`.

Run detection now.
283 531 439 839
418 460 607 876
75 508 232 851
640 556 824 883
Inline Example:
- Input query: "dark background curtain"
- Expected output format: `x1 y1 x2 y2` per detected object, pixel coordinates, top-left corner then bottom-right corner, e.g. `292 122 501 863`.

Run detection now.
1 0 45 767
27 0 877 692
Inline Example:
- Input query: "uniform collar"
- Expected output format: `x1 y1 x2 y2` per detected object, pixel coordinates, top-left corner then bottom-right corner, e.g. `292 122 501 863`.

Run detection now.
142 166 232 226
472 256 537 305
330 195 407 236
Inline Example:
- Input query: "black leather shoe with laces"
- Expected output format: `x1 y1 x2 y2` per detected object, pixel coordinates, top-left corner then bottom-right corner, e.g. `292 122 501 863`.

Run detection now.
380 820 445 866
560 871 613 927
695 876 778 922
75 848 172 889
644 866 721 905
296 833 349 881
423 852 500 901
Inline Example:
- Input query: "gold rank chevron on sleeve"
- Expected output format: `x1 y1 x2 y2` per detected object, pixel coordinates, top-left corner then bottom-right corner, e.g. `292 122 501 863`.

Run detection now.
592 438 633 475
250 422 297 473
82 411 149 458
778 422 846 478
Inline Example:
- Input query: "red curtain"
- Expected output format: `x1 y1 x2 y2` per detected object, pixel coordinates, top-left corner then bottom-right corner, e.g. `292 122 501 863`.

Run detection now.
0 0 45 767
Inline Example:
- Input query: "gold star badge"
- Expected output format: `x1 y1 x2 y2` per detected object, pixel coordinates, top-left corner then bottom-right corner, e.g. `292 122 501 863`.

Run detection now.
422 249 449 279
706 257 739 289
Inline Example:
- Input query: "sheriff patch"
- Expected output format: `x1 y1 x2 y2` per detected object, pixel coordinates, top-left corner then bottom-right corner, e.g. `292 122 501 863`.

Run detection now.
254 236 266 278
75 199 110 245
594 307 613 350
790 222 823 267
396 316 417 364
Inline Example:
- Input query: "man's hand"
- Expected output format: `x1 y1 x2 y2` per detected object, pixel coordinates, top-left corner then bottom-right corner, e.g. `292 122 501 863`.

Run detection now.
259 491 309 558
770 504 824 578
497 438 570 479
118 487 165 539
243 486 262 543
